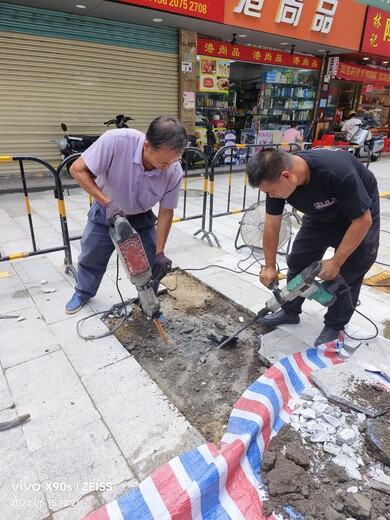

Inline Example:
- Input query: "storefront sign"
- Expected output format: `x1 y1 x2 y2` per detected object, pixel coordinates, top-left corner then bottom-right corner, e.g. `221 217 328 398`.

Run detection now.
197 37 321 70
337 61 390 84
114 0 225 22
224 0 366 50
361 6 390 56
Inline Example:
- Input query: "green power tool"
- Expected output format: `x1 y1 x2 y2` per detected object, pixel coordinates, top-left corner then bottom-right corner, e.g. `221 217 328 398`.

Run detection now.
267 261 344 312
217 261 345 349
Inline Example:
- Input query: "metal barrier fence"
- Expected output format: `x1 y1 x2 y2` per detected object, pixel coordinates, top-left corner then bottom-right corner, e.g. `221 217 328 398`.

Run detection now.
173 146 210 241
203 143 301 247
0 148 212 276
0 154 76 278
0 143 370 274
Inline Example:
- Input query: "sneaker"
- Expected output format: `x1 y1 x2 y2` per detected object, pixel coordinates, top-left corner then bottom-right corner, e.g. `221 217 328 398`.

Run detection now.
260 309 300 326
314 326 341 347
65 293 89 315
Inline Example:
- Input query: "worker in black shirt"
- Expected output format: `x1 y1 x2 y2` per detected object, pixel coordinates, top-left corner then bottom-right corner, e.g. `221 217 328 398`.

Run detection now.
246 147 380 347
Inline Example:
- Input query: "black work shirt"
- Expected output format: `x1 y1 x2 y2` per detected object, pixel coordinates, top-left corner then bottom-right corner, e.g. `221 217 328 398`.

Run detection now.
266 148 378 224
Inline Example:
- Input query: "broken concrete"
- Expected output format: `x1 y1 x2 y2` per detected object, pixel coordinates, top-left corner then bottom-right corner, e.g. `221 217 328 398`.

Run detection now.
311 338 390 417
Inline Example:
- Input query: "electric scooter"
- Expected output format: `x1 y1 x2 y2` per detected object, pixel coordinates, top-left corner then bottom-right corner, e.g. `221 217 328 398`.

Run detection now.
348 124 384 162
51 115 134 170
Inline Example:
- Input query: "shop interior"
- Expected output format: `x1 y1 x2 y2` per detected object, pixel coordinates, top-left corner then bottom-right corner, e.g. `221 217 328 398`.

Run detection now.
196 58 319 153
321 80 390 135
196 57 390 154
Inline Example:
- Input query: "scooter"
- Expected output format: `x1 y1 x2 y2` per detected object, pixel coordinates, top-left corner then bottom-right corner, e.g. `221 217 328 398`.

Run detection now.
51 114 134 169
348 124 384 162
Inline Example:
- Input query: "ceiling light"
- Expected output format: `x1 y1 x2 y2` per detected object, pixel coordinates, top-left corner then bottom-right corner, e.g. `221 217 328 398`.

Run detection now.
238 34 247 38
280 42 289 46
75 4 87 8
363 57 369 60
317 49 326 52
383 61 389 64
152 18 163 22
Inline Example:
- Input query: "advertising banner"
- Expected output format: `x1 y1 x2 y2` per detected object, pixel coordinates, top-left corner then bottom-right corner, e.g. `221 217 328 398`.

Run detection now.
361 6 390 56
114 0 225 22
197 38 321 71
224 0 366 51
337 61 390 84
199 57 231 93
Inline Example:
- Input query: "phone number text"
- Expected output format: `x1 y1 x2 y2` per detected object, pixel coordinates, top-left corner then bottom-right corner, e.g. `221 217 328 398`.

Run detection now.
152 0 208 15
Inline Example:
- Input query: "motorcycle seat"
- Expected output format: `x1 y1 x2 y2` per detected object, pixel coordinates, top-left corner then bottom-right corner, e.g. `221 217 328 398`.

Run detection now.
71 135 99 142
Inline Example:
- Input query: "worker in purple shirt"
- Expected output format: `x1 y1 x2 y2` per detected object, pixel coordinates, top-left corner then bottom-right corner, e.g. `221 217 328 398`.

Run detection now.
65 116 187 315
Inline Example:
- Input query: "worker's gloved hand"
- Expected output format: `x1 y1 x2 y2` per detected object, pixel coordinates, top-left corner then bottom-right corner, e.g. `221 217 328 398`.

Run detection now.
154 252 172 272
104 201 125 225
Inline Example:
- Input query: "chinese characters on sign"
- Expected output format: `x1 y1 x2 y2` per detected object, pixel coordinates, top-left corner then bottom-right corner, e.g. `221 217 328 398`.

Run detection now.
234 0 263 18
337 61 390 84
276 0 304 27
232 0 339 33
361 6 390 56
224 0 366 50
197 38 321 70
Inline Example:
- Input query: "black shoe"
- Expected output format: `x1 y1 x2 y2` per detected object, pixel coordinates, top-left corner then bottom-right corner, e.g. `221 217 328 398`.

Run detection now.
314 326 341 347
260 309 300 326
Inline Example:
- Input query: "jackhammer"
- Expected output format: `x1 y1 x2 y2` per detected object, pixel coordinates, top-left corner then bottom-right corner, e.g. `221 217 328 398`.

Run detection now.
109 216 168 343
217 261 345 348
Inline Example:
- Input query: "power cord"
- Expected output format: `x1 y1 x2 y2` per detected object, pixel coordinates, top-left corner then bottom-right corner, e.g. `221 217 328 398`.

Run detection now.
75 240 387 342
76 256 134 341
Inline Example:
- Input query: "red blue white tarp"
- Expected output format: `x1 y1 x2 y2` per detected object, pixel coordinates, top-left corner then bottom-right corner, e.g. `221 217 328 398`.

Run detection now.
84 346 344 520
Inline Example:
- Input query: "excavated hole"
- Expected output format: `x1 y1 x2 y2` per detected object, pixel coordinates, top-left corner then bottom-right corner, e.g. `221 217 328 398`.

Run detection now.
105 270 268 443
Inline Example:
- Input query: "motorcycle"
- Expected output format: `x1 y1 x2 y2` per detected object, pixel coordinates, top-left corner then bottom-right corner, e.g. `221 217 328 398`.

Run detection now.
348 123 384 162
51 114 134 170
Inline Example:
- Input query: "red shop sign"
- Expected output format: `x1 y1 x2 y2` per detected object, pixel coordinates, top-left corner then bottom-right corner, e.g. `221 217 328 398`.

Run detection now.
361 6 390 57
114 0 224 23
337 61 390 84
197 38 321 70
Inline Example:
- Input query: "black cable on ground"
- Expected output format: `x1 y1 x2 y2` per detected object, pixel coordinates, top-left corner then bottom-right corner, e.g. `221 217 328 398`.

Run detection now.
76 255 134 341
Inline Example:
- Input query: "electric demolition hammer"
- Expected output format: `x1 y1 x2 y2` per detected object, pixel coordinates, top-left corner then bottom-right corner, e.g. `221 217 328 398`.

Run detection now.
109 216 169 342
217 261 345 348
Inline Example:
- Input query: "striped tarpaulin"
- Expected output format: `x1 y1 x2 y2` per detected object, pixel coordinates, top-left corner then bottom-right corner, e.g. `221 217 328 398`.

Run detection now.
84 346 343 520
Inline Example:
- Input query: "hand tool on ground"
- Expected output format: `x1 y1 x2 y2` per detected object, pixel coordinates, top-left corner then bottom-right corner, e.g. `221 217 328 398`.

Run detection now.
0 413 31 431
217 261 345 349
109 216 168 343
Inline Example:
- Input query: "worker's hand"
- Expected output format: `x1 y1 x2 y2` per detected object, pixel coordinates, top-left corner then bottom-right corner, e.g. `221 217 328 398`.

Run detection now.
104 201 125 225
154 252 172 272
318 259 341 281
260 266 278 288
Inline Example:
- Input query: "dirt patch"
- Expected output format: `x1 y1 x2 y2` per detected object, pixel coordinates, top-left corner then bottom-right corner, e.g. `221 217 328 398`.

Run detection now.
106 272 390 518
261 421 390 520
107 270 267 443
344 379 390 416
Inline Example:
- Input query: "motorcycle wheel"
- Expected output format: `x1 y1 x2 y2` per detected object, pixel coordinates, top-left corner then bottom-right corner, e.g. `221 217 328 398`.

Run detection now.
370 152 381 162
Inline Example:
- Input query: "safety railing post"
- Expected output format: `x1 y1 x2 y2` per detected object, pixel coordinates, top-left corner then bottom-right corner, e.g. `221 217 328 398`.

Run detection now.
55 154 83 279
17 158 37 252
0 155 74 268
